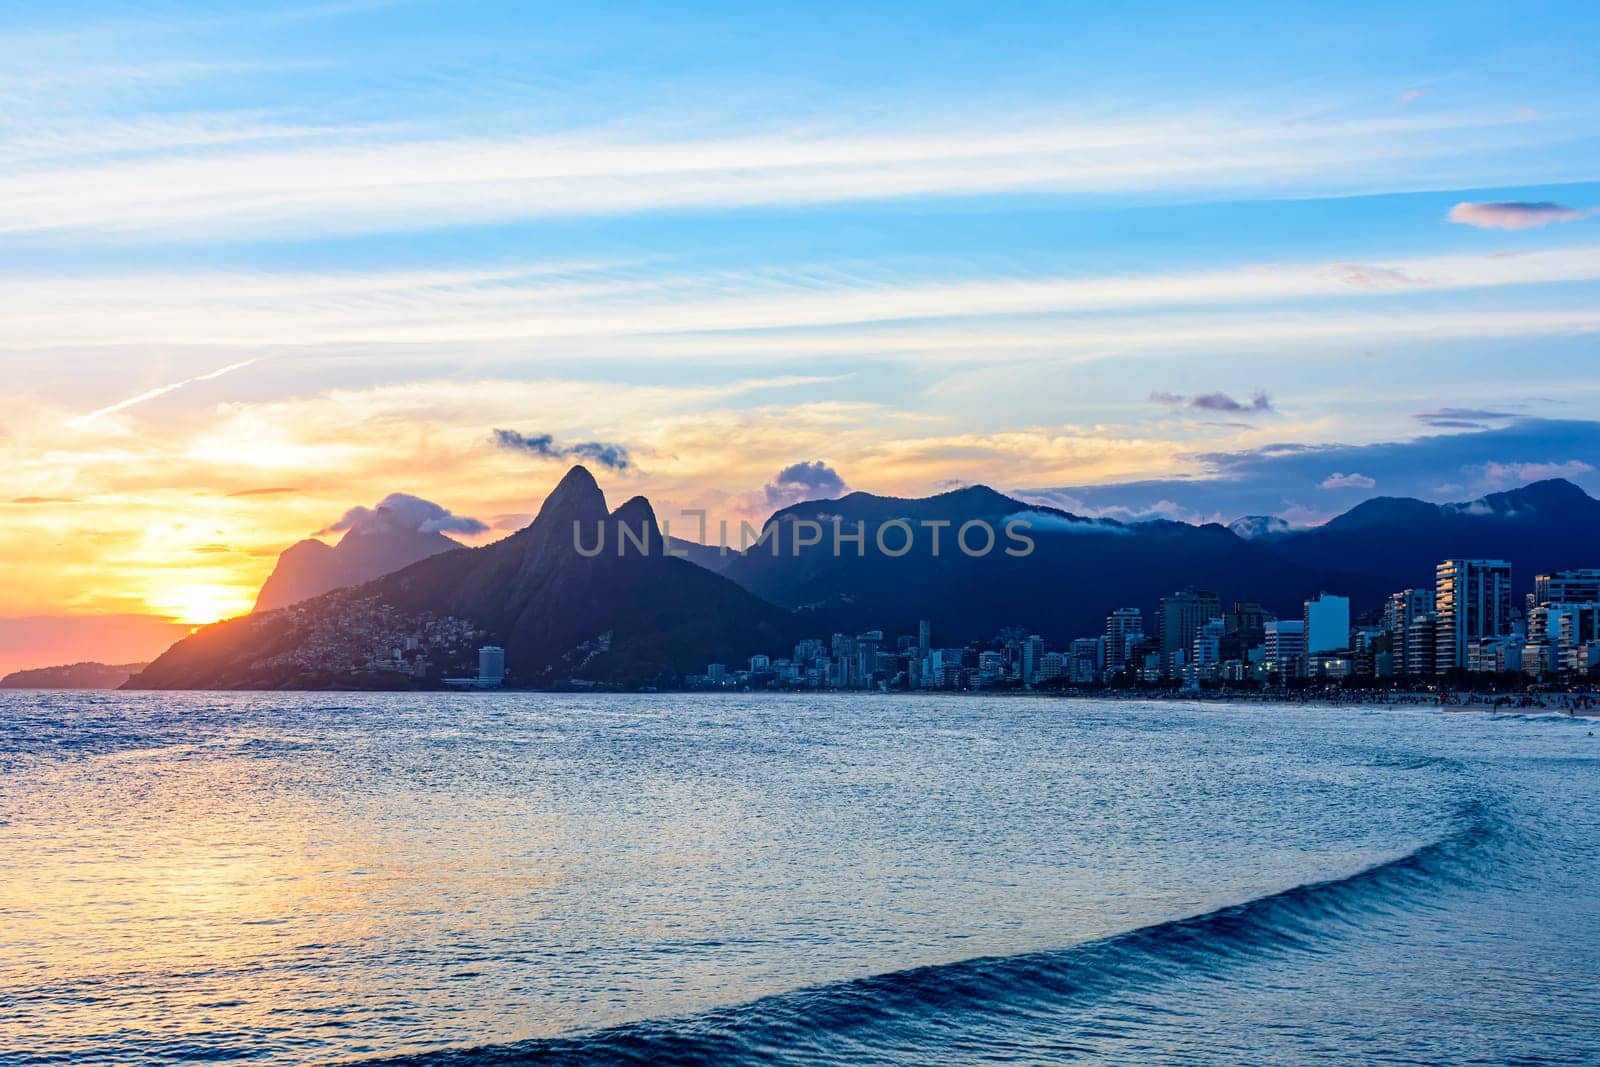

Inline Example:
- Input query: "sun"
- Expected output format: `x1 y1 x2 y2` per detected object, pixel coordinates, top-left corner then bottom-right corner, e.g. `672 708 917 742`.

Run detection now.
149 583 257 626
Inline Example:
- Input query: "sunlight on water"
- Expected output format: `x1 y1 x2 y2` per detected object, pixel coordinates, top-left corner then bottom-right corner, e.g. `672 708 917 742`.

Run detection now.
1 692 1597 1065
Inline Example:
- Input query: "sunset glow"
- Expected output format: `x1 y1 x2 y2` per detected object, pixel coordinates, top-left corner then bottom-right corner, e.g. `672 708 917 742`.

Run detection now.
3 0 1600 675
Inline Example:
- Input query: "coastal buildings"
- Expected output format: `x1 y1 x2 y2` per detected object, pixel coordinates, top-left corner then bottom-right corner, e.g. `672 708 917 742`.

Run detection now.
1434 560 1514 674
478 645 506 685
1105 608 1143 674
1158 588 1221 678
1535 569 1600 606
1303 594 1351 654
1263 620 1306 677
690 555 1600 692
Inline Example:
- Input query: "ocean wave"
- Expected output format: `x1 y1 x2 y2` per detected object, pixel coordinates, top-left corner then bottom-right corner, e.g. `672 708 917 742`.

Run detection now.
361 798 1503 1067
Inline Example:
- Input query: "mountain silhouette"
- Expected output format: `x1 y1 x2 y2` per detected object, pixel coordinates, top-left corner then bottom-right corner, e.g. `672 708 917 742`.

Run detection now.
716 478 1600 644
253 505 463 612
718 486 1333 646
128 467 793 689
1259 479 1600 600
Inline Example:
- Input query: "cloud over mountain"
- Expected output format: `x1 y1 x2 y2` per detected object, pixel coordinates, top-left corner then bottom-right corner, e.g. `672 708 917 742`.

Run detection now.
320 493 488 537
764 461 848 508
1026 418 1600 525
493 429 632 470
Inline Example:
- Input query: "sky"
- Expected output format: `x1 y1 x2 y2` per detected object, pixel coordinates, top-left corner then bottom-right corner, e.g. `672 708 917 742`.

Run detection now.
3 0 1600 671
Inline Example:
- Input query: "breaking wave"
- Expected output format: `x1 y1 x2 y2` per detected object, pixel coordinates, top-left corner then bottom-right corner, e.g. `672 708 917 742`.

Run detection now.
368 796 1504 1067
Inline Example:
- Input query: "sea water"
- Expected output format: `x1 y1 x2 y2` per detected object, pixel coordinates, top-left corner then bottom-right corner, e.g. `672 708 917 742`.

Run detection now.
1 691 1596 1065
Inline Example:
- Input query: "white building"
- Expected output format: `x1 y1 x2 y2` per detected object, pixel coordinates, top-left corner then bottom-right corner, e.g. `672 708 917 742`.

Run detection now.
1303 593 1350 654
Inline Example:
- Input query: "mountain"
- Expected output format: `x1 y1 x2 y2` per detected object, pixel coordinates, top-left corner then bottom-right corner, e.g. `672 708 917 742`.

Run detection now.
718 485 1342 646
666 535 738 573
1 661 149 689
1226 515 1291 541
254 509 463 612
126 468 795 690
1260 479 1600 600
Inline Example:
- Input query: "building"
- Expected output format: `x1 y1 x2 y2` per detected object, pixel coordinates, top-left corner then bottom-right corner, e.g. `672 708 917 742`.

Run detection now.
1191 617 1227 681
1158 588 1221 678
1105 608 1143 673
1385 588 1434 675
1303 593 1350 654
478 645 506 685
917 619 931 662
1435 559 1514 674
1467 637 1523 674
1405 612 1438 677
1038 651 1065 683
1534 570 1600 606
1069 637 1105 683
1526 602 1600 676
1223 601 1272 661
1262 619 1305 677
1021 634 1045 686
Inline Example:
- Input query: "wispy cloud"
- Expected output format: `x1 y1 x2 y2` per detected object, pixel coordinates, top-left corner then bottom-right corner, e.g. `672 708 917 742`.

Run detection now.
14 245 1600 361
0 105 1589 240
1448 201 1590 230
1413 407 1516 429
64 358 262 426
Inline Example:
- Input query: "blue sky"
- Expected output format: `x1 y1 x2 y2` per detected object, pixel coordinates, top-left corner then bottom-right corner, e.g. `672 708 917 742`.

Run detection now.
3 0 1600 634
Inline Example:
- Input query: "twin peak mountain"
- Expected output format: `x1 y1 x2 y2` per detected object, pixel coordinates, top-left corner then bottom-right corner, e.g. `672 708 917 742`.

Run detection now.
127 466 1600 689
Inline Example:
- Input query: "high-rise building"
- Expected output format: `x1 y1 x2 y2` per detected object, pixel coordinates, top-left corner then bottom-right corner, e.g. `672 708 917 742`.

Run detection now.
1435 559 1513 674
1021 634 1045 686
1406 611 1438 677
1038 651 1065 683
477 645 506 684
1526 602 1600 676
1159 588 1221 678
1385 588 1433 675
917 619 931 662
1192 617 1227 680
1105 608 1143 673
1069 637 1105 683
1262 620 1305 676
1303 593 1351 654
1223 601 1272 660
1535 570 1600 606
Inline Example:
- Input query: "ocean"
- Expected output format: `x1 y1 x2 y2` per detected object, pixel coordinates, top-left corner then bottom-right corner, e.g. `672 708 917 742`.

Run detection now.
1 691 1596 1065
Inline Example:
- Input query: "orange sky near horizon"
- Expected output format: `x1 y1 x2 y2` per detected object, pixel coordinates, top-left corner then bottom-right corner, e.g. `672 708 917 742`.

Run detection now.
2 363 1264 674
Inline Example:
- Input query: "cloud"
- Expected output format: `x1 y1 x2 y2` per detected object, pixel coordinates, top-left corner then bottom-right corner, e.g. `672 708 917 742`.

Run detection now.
320 492 488 538
1028 419 1600 525
1413 407 1516 430
0 104 1586 242
1396 87 1430 105
492 428 632 470
764 460 849 508
64 358 262 426
226 486 300 497
1319 472 1376 490
1152 390 1274 415
1328 263 1428 289
1448 201 1589 231
1473 459 1596 490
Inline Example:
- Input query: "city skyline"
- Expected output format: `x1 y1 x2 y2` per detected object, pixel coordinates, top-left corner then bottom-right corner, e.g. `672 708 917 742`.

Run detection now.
5 0 1600 669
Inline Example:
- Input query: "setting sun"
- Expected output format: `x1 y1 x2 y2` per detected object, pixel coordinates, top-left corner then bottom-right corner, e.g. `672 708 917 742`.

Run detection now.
149 584 257 627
